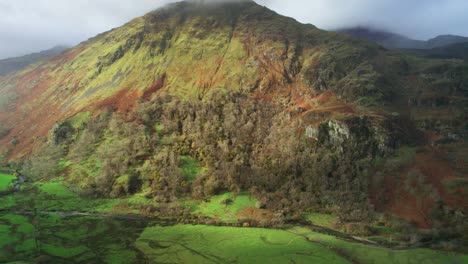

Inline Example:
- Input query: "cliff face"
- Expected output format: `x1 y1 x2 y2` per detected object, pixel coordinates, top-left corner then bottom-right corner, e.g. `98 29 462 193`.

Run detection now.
0 1 466 230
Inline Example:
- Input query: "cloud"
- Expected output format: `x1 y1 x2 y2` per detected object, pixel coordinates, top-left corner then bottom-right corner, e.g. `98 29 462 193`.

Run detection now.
258 0 468 40
0 0 173 59
0 0 467 59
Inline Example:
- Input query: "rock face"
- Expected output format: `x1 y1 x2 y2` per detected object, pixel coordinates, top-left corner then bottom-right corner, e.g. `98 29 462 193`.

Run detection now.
320 120 351 146
0 1 466 230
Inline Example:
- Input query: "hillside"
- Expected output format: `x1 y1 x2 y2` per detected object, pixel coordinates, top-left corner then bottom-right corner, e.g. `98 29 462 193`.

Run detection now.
405 42 468 60
339 27 468 50
0 0 466 251
0 46 68 76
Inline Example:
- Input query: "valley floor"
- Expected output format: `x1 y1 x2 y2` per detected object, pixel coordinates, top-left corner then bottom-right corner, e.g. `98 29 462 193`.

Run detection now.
0 175 466 263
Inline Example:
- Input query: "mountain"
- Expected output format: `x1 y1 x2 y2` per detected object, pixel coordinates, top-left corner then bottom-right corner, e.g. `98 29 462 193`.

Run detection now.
339 27 468 50
0 46 68 76
427 34 468 48
0 0 466 243
407 42 468 60
338 27 426 49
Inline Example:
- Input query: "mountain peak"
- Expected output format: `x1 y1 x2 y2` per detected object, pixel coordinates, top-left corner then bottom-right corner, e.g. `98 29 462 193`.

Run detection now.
186 0 255 3
147 0 261 21
163 0 257 9
426 34 468 47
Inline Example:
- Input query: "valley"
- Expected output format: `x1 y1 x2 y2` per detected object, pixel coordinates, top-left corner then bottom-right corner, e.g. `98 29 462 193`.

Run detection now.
0 174 466 263
0 1 466 262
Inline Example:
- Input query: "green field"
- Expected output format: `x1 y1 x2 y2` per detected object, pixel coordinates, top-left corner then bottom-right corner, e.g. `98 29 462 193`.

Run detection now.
0 173 15 191
0 180 467 263
0 179 155 213
194 192 257 222
290 227 468 264
137 225 468 264
306 212 338 228
0 213 146 263
136 225 349 264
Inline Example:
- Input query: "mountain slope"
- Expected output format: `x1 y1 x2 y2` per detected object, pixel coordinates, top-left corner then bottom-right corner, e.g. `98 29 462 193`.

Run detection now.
338 27 426 49
0 1 396 157
406 42 468 60
0 46 68 76
0 0 466 241
427 34 468 48
339 27 468 50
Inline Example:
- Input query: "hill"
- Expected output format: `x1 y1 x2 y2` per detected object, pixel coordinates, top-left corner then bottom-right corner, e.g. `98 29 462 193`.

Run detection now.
339 27 468 50
0 0 466 248
0 46 68 76
405 42 468 60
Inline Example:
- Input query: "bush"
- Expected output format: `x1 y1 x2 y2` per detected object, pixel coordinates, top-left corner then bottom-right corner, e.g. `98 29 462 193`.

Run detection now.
0 122 11 139
21 143 65 180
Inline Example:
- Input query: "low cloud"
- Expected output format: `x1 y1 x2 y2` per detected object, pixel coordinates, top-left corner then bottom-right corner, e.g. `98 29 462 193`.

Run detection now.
0 0 172 59
0 0 467 59
258 0 468 40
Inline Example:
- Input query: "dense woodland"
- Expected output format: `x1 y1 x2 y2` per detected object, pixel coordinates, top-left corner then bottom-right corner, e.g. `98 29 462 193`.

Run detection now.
18 91 407 221
11 83 464 244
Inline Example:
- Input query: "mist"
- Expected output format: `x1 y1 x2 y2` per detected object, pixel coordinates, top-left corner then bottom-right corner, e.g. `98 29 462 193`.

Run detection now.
257 0 468 40
1 0 467 59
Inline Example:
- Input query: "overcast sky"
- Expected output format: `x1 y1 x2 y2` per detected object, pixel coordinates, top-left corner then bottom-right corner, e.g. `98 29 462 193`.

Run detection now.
0 0 467 59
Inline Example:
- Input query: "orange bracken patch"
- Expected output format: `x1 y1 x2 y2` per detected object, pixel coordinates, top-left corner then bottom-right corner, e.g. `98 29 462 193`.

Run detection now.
237 207 276 223
371 146 467 229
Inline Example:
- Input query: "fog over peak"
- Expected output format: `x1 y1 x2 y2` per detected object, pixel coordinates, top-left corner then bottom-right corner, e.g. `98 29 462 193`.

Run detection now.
187 0 254 2
0 0 467 59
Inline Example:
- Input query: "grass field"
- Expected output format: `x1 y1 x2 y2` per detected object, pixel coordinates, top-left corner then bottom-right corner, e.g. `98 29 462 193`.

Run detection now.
0 179 154 214
306 213 338 228
0 173 15 191
136 224 350 264
289 227 468 264
0 213 145 263
0 179 148 262
194 192 258 222
0 180 467 263
137 225 468 264
38 181 76 197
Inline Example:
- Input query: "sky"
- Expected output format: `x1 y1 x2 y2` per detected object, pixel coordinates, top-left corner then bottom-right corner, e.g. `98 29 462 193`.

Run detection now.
0 0 467 59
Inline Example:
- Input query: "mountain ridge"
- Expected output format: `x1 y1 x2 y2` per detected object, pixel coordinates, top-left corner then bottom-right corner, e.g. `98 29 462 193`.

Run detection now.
0 46 68 76
338 26 468 50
